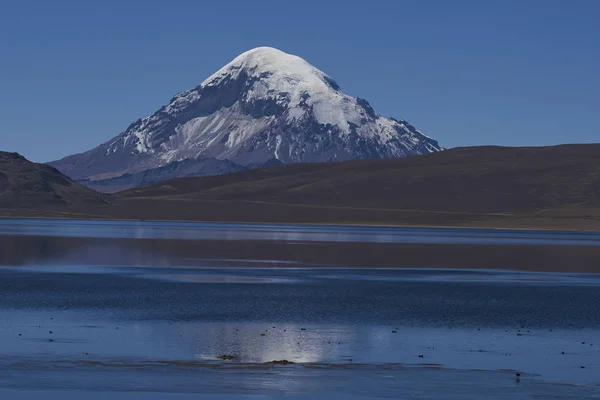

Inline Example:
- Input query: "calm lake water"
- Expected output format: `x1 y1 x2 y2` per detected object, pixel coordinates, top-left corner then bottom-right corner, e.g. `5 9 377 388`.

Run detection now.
0 219 599 399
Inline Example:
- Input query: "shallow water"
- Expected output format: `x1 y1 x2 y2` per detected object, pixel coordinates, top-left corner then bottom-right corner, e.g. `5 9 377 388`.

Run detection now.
1 219 600 398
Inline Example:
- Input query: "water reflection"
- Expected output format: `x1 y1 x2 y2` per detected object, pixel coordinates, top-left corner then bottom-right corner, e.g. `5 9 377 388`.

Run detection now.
161 323 346 363
3 218 600 245
0 235 298 268
1 309 599 385
2 218 600 395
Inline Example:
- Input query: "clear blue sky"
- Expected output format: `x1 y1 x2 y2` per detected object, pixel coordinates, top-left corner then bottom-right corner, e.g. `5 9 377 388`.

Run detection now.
1 0 598 162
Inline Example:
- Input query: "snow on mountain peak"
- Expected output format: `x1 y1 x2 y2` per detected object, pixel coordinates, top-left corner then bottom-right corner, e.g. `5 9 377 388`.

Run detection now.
199 46 357 130
202 46 330 88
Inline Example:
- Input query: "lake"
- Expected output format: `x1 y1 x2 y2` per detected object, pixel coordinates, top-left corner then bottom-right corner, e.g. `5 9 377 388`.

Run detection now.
0 218 599 399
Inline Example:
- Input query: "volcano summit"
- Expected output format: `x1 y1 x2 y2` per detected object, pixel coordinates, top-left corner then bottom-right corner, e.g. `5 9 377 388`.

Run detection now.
51 47 442 190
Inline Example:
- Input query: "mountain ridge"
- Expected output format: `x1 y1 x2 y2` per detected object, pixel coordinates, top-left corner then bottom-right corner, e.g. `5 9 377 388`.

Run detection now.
119 144 600 214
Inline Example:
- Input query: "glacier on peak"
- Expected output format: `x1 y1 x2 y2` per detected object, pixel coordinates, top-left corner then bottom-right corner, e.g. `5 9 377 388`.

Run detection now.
163 46 367 136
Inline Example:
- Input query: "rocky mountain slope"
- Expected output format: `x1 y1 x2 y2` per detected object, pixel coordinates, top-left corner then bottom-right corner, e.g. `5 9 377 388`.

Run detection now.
49 47 442 189
0 152 108 207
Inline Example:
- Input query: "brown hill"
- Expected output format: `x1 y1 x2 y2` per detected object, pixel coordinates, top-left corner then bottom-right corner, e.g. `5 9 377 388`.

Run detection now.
120 144 600 214
4 145 600 230
0 152 109 208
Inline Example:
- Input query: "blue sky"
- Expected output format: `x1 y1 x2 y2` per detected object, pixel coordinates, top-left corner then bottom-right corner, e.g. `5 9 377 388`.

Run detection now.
1 0 598 162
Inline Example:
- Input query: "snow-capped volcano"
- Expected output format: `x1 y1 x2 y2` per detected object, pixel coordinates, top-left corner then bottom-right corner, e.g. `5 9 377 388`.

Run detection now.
51 47 442 186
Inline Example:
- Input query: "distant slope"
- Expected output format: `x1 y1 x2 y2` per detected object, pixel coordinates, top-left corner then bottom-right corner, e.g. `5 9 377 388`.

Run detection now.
120 144 600 214
78 157 248 193
0 152 108 207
